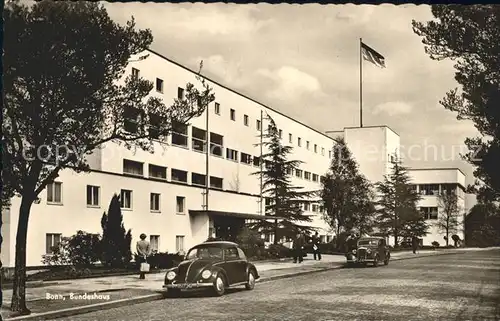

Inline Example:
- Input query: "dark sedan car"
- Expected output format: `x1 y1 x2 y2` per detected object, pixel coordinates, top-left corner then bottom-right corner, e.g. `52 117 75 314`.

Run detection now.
345 236 390 267
163 241 260 297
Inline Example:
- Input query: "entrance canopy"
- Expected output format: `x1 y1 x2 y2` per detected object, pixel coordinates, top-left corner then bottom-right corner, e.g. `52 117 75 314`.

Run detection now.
189 210 286 220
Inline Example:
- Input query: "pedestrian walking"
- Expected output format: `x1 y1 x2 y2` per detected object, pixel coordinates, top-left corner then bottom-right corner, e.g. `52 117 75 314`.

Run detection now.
136 233 151 279
311 231 322 261
412 236 419 254
292 232 305 263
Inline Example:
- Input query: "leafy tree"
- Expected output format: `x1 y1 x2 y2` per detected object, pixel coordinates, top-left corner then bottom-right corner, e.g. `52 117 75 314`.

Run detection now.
412 6 500 203
465 202 500 247
436 191 462 246
376 155 428 246
3 1 214 314
100 195 132 267
320 137 376 240
251 115 314 243
451 234 461 247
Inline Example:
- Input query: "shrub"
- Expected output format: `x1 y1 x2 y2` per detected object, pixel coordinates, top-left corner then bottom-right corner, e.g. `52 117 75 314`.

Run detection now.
41 237 71 266
431 241 440 248
236 227 265 258
66 231 101 267
100 194 132 268
266 244 293 258
451 234 460 247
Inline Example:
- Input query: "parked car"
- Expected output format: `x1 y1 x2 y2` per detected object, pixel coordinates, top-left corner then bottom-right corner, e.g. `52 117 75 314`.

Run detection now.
345 236 390 267
163 241 260 297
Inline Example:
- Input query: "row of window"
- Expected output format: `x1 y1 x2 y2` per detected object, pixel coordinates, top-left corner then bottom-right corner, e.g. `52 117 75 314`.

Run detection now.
264 198 325 214
130 67 332 158
46 233 185 255
409 183 464 197
46 182 187 214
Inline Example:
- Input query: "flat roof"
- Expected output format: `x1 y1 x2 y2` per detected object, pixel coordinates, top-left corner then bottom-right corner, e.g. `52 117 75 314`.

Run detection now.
408 167 466 177
189 210 286 220
146 48 334 141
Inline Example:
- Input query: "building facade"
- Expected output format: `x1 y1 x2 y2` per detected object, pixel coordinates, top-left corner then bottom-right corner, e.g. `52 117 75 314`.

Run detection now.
1 49 466 267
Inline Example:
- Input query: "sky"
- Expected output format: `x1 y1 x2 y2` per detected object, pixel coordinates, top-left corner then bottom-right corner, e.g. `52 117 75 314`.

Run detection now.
103 3 479 206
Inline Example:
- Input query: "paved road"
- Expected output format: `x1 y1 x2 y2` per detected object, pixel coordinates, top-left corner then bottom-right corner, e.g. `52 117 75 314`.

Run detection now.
66 250 500 321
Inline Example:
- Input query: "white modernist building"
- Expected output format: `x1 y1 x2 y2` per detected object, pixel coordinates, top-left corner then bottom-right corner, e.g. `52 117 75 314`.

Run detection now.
1 49 467 267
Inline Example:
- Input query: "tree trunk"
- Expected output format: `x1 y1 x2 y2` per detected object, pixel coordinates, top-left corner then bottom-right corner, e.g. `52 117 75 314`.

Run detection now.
273 219 278 245
10 197 33 315
445 229 449 246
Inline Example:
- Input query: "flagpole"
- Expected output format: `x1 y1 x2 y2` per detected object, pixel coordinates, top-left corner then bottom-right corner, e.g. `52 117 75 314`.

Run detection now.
359 37 363 128
259 110 264 215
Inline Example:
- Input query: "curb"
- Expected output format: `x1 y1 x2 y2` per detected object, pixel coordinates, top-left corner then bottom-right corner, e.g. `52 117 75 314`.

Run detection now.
2 249 471 320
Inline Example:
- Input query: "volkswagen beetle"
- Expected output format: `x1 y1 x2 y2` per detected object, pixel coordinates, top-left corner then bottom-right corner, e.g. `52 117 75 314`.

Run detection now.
162 241 260 297
346 236 390 267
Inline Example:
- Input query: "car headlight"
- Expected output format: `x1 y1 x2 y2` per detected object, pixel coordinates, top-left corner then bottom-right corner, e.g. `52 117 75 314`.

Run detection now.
166 271 176 281
352 249 357 254
201 270 212 279
367 249 372 254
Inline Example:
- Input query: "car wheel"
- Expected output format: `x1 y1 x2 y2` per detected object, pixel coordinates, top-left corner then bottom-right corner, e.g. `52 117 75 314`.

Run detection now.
165 289 181 298
245 270 256 290
373 255 379 267
212 274 226 296
384 257 390 265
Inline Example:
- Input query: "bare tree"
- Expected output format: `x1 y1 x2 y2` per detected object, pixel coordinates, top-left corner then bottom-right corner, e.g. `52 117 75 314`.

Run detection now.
437 191 462 246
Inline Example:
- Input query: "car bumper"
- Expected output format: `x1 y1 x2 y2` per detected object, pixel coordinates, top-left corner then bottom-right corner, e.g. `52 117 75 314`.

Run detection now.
163 282 213 289
346 258 376 263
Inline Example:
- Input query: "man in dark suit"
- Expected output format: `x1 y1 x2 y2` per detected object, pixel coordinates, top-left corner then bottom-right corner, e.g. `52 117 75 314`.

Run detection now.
311 231 322 260
292 232 305 263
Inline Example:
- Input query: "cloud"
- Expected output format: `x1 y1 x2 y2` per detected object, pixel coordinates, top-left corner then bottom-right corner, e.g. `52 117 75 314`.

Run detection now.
191 55 245 86
372 101 413 116
437 121 478 135
256 66 323 99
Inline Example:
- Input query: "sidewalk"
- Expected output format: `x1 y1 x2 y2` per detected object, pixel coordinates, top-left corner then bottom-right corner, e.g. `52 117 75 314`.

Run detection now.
0 248 475 320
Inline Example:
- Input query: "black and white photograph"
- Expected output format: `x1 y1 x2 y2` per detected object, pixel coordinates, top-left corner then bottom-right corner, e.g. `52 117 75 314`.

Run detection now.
1 1 500 320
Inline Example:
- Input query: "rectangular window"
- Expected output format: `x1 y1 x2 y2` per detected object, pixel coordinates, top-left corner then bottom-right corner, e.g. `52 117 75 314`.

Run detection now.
243 115 249 126
210 132 224 157
176 236 185 252
265 198 273 206
329 150 332 158
240 153 252 165
314 144 318 153
210 176 223 189
148 164 167 180
214 102 220 115
295 169 303 179
312 204 319 212
256 119 261 131
123 106 141 134
123 159 143 176
420 207 439 220
312 174 319 182
278 129 283 139
306 141 310 150
177 87 184 99
47 182 62 204
171 168 188 183
440 183 457 195
150 235 160 252
86 185 100 207
120 189 132 209
150 193 161 212
45 233 62 254
321 147 325 156
131 68 139 79
226 148 238 162
176 196 185 214
192 126 207 153
148 113 163 139
289 133 292 143
191 173 206 186
171 121 188 147
419 184 440 196
230 109 236 121
156 78 163 93
304 203 311 211
298 137 302 147
253 156 260 167
304 172 311 180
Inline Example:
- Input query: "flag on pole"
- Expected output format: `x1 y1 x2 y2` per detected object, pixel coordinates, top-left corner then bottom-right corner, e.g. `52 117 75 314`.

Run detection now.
361 42 385 68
